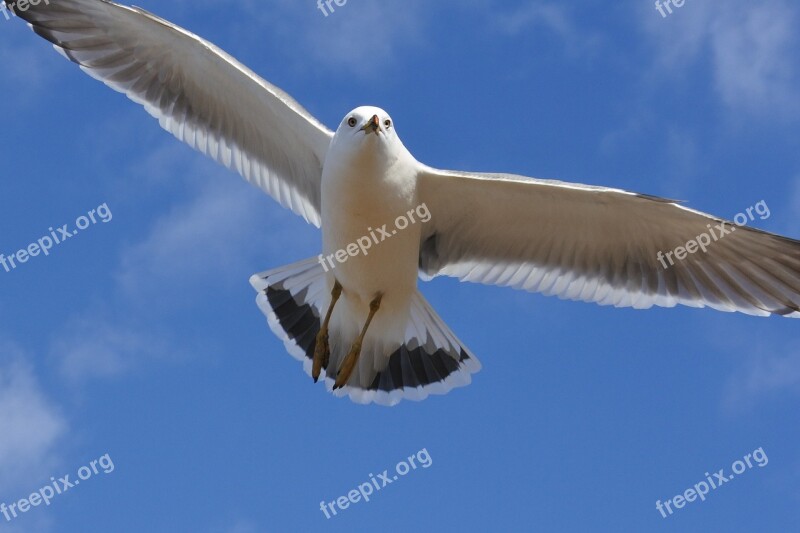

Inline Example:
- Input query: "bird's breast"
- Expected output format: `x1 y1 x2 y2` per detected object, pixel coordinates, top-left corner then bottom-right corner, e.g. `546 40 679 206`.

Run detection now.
320 157 422 307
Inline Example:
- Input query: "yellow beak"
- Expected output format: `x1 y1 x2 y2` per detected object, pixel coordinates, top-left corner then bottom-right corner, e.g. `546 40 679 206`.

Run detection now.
361 114 381 134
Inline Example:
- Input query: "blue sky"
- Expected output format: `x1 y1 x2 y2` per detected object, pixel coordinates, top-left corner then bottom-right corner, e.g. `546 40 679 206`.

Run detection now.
1 0 799 531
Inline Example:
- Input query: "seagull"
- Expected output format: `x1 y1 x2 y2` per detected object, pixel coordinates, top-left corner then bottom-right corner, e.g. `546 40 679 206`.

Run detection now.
10 0 800 405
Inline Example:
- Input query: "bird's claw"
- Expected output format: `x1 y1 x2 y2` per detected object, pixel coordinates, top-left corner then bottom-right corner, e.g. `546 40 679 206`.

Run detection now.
333 341 362 390
312 328 329 383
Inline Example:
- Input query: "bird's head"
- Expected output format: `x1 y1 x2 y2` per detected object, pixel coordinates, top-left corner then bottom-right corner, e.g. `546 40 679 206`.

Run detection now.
330 106 405 162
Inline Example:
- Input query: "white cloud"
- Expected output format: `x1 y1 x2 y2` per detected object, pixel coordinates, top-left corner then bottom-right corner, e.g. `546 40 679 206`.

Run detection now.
0 34 64 109
0 516 54 533
0 345 67 495
495 3 571 35
723 341 800 411
51 318 177 384
301 1 426 74
114 167 315 300
710 4 799 114
116 179 273 299
642 0 800 118
50 137 317 384
0 42 49 86
492 2 600 54
216 0 428 76
779 176 800 236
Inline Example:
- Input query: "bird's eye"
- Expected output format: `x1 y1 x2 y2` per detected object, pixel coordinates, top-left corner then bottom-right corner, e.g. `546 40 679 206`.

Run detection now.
347 117 357 127
384 119 392 128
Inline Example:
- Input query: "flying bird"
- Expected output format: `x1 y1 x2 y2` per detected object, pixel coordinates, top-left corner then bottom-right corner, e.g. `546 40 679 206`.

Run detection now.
9 0 800 405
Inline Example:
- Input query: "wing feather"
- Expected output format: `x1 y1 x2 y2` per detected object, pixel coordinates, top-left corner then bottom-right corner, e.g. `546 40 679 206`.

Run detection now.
418 168 800 317
11 0 332 225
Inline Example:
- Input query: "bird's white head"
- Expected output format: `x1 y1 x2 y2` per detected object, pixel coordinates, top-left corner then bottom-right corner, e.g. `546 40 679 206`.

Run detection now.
328 106 412 168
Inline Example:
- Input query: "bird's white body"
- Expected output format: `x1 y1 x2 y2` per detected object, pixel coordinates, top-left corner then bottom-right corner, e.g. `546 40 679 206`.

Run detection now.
320 107 423 375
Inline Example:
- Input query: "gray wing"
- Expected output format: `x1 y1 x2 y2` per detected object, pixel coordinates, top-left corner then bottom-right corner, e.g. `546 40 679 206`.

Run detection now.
11 0 332 225
418 167 800 317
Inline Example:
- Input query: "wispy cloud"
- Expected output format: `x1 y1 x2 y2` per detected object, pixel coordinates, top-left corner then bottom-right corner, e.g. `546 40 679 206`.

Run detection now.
0 344 67 495
723 341 800 411
495 3 571 35
492 2 600 54
195 0 429 77
115 179 281 302
0 33 62 108
298 1 426 75
51 318 178 384
782 176 800 236
49 140 316 385
641 0 800 118
0 42 49 86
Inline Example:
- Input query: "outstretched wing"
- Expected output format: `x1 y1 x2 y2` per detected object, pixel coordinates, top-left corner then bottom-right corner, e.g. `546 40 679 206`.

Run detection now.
10 0 332 225
418 167 800 317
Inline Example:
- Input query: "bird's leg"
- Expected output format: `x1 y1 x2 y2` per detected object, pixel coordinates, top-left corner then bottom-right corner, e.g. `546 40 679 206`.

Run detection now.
312 280 342 382
333 293 383 390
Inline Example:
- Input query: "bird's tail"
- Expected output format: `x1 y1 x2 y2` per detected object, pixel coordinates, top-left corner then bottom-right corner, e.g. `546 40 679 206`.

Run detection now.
249 257 481 406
